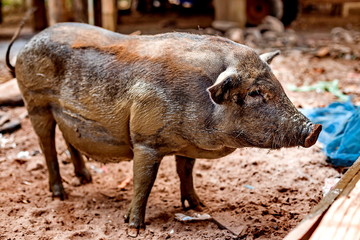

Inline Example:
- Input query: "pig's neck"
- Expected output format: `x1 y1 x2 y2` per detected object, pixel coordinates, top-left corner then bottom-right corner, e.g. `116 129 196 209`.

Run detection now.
205 105 250 149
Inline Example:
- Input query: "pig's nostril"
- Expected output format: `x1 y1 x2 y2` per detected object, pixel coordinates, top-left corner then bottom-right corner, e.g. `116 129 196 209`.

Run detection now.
304 124 322 148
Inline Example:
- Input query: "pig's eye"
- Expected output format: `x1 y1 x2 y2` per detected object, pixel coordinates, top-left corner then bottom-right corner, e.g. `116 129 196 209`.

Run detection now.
248 90 262 97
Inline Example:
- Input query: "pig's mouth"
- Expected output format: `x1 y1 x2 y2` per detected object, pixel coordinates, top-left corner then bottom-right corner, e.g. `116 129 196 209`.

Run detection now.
231 123 322 149
303 124 322 148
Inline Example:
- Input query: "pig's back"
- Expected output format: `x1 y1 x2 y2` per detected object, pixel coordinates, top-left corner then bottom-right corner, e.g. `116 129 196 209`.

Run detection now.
15 23 235 126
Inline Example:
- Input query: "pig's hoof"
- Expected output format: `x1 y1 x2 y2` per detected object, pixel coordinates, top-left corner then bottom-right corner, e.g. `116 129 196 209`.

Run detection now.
129 221 145 230
75 169 92 184
127 227 145 238
125 213 146 235
51 184 67 200
182 194 205 211
127 228 139 238
124 205 145 231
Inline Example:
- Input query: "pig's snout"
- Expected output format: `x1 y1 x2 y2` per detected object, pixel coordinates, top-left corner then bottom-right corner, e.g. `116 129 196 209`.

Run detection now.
303 124 322 148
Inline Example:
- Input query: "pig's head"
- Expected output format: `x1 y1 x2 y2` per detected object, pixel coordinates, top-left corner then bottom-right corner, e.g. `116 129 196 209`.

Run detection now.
207 50 321 149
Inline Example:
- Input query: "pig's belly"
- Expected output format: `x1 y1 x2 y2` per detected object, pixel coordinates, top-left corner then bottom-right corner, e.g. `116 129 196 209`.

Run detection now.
52 107 133 163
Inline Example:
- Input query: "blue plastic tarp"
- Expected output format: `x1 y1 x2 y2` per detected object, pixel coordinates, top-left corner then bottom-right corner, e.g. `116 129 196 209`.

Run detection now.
301 101 360 167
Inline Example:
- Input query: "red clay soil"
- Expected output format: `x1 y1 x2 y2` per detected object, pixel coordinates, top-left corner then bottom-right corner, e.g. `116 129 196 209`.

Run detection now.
1 12 360 240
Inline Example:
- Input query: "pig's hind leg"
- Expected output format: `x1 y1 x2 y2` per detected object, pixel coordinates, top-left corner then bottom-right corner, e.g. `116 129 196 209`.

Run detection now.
29 109 67 200
65 141 92 184
176 155 204 211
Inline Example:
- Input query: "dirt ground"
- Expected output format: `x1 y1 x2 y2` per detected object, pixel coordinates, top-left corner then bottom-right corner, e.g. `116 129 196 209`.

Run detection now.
0 8 360 240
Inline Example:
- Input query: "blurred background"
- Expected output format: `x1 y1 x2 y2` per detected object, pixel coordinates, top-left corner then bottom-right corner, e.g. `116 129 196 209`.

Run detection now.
0 0 359 84
0 0 359 33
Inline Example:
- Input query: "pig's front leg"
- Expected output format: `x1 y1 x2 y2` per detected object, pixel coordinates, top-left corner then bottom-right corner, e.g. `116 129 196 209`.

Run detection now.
124 146 162 236
176 155 204 211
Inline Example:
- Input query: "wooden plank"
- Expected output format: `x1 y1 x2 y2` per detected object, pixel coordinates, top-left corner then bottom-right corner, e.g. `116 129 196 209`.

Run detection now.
310 180 360 240
283 215 324 240
284 157 360 240
309 158 360 219
343 200 360 239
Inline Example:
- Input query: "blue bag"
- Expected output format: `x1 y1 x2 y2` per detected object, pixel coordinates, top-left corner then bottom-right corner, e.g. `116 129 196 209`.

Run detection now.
301 101 360 167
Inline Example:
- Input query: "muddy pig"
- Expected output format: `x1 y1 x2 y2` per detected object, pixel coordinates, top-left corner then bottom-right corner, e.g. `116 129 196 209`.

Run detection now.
6 23 321 234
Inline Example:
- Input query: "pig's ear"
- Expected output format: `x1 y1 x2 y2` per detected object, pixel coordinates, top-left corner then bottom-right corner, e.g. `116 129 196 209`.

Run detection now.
260 50 280 64
208 68 239 104
207 77 234 104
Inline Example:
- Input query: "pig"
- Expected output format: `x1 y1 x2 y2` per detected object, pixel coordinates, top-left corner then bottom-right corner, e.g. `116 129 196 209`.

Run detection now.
6 22 321 234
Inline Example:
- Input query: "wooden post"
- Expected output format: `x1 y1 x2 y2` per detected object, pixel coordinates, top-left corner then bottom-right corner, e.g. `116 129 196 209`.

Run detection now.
213 0 246 28
72 0 88 23
48 0 69 25
21 0 27 11
94 0 102 26
229 0 246 26
101 0 117 31
88 0 94 25
32 0 48 31
88 0 102 26
0 0 3 24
